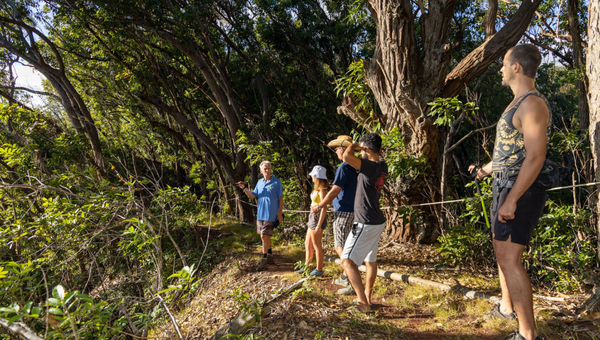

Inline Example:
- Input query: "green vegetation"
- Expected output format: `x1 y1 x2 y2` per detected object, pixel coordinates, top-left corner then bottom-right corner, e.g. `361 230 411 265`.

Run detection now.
0 0 595 338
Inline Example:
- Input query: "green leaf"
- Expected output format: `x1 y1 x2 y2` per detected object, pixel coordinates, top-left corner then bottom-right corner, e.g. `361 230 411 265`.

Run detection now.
47 298 60 306
24 301 32 314
52 285 65 300
0 307 16 315
48 307 64 316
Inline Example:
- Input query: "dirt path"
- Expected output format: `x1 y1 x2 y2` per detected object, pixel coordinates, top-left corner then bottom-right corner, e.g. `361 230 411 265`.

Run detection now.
156 235 599 340
238 247 599 340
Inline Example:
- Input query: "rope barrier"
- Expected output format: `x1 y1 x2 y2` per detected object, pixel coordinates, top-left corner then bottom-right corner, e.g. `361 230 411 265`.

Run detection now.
197 181 600 213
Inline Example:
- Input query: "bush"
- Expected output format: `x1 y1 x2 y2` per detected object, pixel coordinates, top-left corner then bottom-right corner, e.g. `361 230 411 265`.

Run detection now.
528 202 596 292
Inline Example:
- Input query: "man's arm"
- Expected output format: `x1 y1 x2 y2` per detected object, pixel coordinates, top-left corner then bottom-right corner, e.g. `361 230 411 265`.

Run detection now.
469 161 493 179
497 97 549 223
236 181 256 199
342 143 361 170
311 185 342 214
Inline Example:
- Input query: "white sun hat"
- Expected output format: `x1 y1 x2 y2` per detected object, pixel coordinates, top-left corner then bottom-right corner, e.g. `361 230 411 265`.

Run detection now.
308 165 327 180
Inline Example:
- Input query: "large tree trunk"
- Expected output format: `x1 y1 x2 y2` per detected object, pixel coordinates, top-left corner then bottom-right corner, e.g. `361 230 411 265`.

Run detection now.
587 0 600 262
568 0 589 132
339 0 542 243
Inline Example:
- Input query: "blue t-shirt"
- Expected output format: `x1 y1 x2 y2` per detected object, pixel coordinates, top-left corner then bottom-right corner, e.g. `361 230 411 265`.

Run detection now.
252 176 283 221
332 162 358 212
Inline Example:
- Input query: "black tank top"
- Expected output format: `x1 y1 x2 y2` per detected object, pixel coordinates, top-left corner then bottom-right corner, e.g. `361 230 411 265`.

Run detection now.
492 92 552 175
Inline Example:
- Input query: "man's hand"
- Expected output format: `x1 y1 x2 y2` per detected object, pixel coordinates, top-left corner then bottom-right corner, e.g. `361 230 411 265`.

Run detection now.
310 204 320 214
497 199 516 223
236 181 246 189
468 164 490 179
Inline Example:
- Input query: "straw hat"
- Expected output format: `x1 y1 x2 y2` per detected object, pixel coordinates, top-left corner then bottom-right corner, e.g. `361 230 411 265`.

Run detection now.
327 135 352 148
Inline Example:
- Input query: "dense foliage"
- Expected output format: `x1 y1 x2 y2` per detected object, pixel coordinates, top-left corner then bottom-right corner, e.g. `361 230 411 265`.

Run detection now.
0 0 595 338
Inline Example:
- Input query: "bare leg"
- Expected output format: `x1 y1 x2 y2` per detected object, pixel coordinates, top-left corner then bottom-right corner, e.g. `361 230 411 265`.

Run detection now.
341 259 370 312
310 229 324 271
364 261 377 305
498 263 515 314
494 239 537 339
335 246 348 278
304 229 314 265
261 234 272 254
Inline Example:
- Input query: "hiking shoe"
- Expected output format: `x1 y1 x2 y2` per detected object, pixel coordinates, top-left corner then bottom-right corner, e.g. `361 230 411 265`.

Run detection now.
334 275 350 286
504 330 544 340
266 254 275 264
255 257 268 271
309 269 324 277
486 304 517 320
337 285 355 295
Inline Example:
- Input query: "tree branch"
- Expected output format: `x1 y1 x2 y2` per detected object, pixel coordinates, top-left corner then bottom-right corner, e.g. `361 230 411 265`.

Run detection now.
0 85 60 100
442 0 542 97
523 33 572 66
0 16 65 73
446 122 497 153
484 0 498 37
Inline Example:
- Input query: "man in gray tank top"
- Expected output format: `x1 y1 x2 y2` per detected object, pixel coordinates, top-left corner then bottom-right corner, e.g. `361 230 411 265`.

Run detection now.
469 44 549 340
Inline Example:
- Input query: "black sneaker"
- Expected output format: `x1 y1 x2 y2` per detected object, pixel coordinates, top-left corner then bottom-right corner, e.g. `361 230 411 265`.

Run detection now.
266 254 274 264
504 331 544 340
486 304 517 320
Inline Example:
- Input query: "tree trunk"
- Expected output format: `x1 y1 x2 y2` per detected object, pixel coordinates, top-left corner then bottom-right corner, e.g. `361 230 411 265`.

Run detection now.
567 0 589 132
338 0 542 243
587 0 600 262
0 16 106 174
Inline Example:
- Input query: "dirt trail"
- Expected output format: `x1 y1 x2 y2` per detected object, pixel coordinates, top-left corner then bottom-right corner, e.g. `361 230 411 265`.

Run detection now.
156 239 599 340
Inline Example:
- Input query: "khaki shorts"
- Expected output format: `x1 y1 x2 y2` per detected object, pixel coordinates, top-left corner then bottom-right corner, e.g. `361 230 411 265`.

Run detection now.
256 220 276 236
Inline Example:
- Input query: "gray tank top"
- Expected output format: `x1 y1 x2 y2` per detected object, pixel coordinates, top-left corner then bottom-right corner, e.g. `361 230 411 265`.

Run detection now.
492 92 552 176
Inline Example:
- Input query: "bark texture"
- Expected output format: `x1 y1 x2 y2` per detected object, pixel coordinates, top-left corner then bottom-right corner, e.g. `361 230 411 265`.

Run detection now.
587 0 600 263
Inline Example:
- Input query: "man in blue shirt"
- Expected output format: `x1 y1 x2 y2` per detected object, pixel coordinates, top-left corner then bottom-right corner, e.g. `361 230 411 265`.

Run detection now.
312 135 358 293
237 161 284 270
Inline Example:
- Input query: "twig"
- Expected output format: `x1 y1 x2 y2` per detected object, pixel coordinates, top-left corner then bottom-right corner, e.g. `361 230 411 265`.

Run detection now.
446 122 497 153
157 295 182 340
197 197 216 269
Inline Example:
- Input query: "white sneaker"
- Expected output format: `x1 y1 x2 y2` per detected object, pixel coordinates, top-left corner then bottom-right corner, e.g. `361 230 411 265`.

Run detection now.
334 276 350 286
337 285 355 295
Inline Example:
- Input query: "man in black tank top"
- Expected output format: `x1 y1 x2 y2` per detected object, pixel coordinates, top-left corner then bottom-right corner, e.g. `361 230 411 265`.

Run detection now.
469 44 548 340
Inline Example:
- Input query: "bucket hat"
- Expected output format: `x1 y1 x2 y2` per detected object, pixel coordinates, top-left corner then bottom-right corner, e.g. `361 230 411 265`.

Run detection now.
309 165 327 180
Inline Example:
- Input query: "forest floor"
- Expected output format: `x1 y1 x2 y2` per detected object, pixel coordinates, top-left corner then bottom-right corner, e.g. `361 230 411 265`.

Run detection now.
154 221 600 340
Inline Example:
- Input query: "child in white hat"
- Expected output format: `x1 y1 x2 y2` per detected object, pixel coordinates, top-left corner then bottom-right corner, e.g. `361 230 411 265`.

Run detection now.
300 165 329 276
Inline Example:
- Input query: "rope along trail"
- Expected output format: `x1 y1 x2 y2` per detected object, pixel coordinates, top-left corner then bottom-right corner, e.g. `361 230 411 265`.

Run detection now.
200 181 600 213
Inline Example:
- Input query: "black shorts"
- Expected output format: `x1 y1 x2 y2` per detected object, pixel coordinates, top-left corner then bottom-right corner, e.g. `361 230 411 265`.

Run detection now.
490 184 547 246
